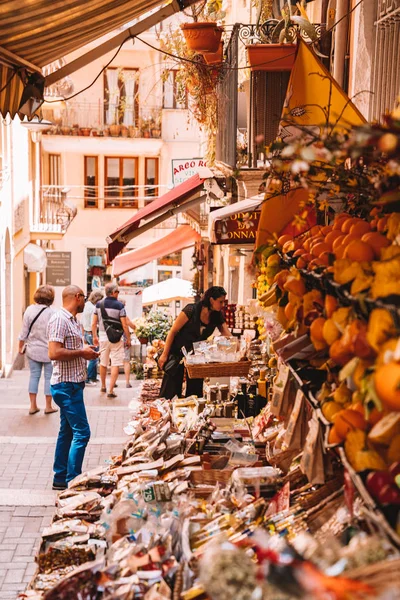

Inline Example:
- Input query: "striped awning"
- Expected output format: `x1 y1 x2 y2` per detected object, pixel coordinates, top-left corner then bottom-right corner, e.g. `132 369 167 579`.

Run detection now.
0 0 171 118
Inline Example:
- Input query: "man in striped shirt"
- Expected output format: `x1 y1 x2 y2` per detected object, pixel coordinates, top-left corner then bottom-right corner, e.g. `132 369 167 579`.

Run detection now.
48 285 99 491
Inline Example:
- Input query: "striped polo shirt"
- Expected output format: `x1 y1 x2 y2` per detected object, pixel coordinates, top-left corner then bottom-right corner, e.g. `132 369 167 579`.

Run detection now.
47 307 86 385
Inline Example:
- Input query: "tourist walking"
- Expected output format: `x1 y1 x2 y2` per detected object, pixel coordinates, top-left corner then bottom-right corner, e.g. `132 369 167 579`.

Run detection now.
92 282 131 398
81 290 104 384
48 285 99 490
158 286 231 399
18 284 58 415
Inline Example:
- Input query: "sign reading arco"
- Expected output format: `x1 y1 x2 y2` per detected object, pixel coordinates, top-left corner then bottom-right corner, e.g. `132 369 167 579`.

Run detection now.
214 211 260 244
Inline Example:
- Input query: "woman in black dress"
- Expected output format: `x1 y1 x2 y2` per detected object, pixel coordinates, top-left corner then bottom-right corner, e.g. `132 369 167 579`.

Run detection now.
158 286 231 399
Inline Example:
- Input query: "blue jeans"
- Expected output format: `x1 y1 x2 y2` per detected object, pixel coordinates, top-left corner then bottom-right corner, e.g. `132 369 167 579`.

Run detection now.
28 358 52 396
84 332 98 382
51 382 90 485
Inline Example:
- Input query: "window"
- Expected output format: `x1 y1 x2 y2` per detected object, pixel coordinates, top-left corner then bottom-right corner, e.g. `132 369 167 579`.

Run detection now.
145 157 159 199
104 157 138 208
104 67 139 126
84 156 98 208
157 251 182 266
163 70 188 109
48 154 61 186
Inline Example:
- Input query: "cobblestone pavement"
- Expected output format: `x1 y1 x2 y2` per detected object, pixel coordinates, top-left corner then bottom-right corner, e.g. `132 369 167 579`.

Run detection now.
0 369 136 599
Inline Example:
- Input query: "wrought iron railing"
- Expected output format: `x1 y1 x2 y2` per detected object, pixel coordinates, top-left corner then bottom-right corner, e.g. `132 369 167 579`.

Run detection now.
216 21 324 170
215 25 239 168
371 0 400 121
32 187 77 233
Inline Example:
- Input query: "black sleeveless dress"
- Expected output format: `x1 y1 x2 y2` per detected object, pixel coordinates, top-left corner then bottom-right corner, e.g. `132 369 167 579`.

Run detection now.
160 302 225 400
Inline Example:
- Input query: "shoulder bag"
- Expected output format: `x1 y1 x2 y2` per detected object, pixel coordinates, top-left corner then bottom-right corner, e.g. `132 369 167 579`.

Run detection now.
21 306 48 354
99 300 124 344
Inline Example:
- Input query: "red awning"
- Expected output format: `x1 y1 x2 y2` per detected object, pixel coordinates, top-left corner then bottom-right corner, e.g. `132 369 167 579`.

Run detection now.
107 173 208 261
112 225 200 277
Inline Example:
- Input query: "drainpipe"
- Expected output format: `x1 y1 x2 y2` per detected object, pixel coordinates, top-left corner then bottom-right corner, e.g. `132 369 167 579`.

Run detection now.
332 0 350 88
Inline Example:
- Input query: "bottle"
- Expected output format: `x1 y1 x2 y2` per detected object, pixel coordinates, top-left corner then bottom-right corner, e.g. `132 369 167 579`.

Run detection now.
245 391 255 418
257 369 267 398
233 379 247 419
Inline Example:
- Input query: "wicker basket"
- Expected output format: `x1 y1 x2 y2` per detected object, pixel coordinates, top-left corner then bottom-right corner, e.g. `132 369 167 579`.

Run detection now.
185 360 251 379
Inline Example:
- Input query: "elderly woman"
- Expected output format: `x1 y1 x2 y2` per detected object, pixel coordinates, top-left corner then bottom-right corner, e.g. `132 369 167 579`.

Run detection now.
158 286 231 399
18 285 57 415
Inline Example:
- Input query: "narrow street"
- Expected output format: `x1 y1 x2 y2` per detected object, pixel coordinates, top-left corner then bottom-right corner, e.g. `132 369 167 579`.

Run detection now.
0 369 135 599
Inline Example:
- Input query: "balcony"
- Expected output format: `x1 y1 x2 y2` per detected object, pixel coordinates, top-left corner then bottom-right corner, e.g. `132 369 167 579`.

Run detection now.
216 20 326 171
30 186 77 240
41 102 162 139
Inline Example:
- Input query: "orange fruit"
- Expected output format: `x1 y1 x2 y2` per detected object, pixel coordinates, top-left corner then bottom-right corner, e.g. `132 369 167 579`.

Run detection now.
293 248 305 257
329 339 353 366
303 238 312 252
350 221 371 237
310 225 324 236
341 217 360 234
312 242 331 257
374 362 400 412
350 402 365 416
310 317 327 343
322 318 340 345
324 295 337 318
284 302 296 321
274 269 291 290
332 234 346 251
277 234 292 246
344 240 375 262
328 426 343 444
325 230 343 248
317 252 331 266
296 256 307 269
370 218 378 230
377 216 389 233
333 409 368 439
334 244 347 259
342 233 359 247
283 276 306 296
370 207 380 218
332 213 351 230
361 232 390 257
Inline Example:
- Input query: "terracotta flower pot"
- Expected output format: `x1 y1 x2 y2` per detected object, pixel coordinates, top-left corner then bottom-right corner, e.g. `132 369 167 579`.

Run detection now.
246 44 296 71
109 124 121 137
203 41 224 65
138 337 148 345
80 127 91 136
181 22 223 53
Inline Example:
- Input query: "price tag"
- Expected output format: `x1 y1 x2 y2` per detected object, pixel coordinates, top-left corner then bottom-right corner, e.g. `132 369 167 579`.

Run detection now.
265 482 290 517
150 406 162 421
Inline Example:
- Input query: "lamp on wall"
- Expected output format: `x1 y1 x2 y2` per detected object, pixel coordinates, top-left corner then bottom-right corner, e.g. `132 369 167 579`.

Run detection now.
18 71 46 118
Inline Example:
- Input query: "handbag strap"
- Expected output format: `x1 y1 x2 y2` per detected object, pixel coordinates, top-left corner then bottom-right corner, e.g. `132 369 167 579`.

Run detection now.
27 306 48 339
99 300 123 328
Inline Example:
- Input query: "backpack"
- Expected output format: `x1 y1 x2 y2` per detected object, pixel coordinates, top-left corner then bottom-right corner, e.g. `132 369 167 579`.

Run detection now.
99 300 124 343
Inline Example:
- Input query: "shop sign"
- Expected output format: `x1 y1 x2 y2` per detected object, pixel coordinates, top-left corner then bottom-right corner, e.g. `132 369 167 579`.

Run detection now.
172 158 207 185
214 210 260 244
46 251 71 286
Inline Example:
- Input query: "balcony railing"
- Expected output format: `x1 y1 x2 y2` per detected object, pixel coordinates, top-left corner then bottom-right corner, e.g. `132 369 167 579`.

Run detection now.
39 184 172 211
216 21 325 169
41 102 162 139
31 187 77 234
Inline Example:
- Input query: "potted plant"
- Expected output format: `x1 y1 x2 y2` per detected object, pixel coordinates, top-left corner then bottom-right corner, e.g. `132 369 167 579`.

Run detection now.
246 2 319 71
120 124 129 137
181 0 225 54
80 127 92 136
133 317 150 344
203 40 224 65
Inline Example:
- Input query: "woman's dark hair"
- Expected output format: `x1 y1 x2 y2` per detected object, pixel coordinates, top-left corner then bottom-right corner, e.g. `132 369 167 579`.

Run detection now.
33 285 55 306
201 286 227 308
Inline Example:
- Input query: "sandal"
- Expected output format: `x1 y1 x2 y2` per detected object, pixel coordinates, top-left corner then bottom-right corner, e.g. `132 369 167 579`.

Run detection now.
107 392 117 398
29 409 40 415
100 387 107 393
45 408 58 414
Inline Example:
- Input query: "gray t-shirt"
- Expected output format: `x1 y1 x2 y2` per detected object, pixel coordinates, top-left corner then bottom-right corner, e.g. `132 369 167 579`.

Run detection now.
19 304 55 363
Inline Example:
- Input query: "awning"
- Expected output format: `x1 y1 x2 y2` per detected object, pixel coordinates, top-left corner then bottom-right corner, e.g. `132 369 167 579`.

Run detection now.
0 0 198 118
112 225 201 277
24 243 47 272
142 278 194 306
208 195 263 243
107 169 214 262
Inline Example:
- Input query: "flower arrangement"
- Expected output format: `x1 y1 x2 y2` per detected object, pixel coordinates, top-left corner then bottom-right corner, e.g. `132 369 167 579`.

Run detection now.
133 310 172 342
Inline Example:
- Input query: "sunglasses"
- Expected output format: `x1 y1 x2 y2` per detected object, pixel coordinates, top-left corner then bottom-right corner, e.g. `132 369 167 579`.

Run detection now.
77 293 87 301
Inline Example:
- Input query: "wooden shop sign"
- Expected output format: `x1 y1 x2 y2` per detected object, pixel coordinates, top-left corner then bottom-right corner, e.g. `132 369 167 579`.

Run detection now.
214 210 260 244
